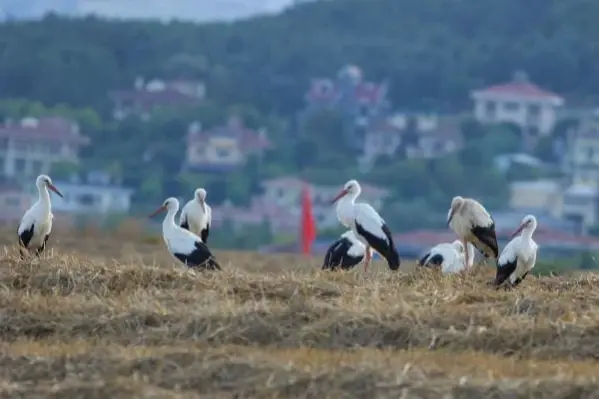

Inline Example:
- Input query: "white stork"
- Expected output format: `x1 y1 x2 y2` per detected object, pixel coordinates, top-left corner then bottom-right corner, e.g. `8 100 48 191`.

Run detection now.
418 240 476 274
179 188 211 244
17 174 63 258
149 197 221 270
322 230 373 271
331 179 400 272
447 196 499 270
495 214 538 288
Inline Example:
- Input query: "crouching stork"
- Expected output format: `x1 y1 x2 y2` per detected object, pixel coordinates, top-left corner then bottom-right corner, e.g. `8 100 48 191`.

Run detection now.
322 230 372 271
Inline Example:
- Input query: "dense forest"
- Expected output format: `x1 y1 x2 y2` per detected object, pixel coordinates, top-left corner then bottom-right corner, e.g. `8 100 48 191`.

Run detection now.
0 0 594 245
0 0 597 115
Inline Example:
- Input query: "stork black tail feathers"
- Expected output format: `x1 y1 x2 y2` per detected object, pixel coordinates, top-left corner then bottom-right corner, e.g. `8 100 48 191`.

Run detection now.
418 252 431 267
423 254 444 267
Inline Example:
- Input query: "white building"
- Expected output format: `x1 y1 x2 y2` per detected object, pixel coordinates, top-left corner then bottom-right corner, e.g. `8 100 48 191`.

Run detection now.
470 71 564 137
0 116 89 178
51 172 134 215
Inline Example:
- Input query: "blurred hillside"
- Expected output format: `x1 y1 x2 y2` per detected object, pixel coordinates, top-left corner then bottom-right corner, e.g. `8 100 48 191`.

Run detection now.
0 0 598 254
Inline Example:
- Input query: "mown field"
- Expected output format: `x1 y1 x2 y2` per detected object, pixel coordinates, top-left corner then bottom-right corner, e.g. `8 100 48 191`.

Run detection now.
0 230 598 398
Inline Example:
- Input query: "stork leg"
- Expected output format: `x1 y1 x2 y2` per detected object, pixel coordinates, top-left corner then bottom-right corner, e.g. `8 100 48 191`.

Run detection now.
462 239 471 273
364 246 372 272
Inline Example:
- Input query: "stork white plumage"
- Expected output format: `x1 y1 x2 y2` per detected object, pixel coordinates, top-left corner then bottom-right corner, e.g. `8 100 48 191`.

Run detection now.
17 174 63 258
150 197 221 271
331 179 400 272
322 230 373 271
495 214 538 288
419 240 476 274
447 196 499 270
179 188 211 244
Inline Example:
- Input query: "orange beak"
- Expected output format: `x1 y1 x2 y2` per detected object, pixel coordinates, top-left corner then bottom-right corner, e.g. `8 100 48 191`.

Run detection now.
331 189 348 204
47 183 63 198
148 205 167 218
510 224 525 239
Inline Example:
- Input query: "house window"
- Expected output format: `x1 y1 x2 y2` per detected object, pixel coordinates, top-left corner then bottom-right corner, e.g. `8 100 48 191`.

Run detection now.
32 160 43 174
359 104 369 117
528 126 539 137
528 104 541 116
484 101 496 118
565 195 590 206
14 140 27 152
504 102 520 111
14 158 26 173
77 194 96 206
587 148 595 161
215 147 231 158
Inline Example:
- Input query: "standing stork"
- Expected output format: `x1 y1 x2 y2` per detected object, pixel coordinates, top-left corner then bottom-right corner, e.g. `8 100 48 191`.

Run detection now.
331 179 400 272
179 188 211 244
149 197 221 270
322 230 373 271
17 174 63 258
447 196 499 271
418 240 475 274
495 214 538 288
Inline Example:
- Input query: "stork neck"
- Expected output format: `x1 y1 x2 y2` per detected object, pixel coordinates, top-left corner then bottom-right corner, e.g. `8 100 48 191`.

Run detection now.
162 206 178 233
37 184 51 210
521 222 536 241
338 191 358 207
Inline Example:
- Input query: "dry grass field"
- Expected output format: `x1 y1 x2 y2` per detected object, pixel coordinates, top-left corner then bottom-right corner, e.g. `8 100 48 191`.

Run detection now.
0 229 599 398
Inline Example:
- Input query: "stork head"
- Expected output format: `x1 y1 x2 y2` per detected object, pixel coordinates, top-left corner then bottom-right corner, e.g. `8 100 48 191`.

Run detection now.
447 196 465 226
331 179 361 204
511 214 537 239
195 188 207 213
149 197 179 218
36 174 63 198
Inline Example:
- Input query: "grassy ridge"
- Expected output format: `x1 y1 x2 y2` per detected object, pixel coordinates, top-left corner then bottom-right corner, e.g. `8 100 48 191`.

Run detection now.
0 234 597 397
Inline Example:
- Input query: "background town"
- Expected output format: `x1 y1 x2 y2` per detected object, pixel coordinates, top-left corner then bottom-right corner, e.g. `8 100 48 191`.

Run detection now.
0 0 597 270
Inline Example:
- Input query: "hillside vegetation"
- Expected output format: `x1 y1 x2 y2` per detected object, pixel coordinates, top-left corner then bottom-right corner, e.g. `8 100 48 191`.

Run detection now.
0 233 597 397
0 0 598 114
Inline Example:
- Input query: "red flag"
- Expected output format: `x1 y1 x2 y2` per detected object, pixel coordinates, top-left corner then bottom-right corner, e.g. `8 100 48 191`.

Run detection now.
300 184 317 255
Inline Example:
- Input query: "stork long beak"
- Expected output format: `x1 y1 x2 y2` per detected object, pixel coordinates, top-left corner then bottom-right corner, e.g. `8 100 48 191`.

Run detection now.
510 224 525 239
447 209 456 226
199 199 206 214
331 189 348 204
148 205 167 218
47 183 63 198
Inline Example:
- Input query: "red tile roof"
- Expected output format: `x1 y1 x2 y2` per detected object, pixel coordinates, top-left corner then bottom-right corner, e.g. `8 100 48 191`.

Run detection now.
0 117 89 144
187 118 271 151
476 82 562 100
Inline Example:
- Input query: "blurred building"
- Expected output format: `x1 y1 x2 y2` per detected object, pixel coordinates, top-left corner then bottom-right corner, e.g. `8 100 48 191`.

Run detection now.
471 71 564 138
0 116 89 178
